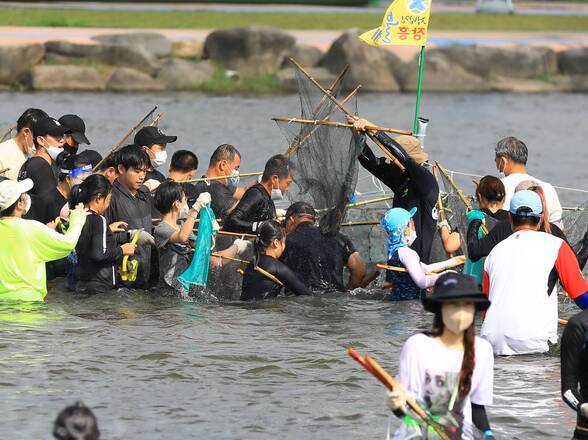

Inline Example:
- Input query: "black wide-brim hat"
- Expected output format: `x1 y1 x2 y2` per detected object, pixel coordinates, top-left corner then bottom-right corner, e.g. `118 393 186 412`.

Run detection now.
422 272 491 313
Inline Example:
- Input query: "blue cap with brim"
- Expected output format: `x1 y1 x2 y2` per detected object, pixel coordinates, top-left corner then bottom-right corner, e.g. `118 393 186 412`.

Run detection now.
382 207 417 234
510 189 542 217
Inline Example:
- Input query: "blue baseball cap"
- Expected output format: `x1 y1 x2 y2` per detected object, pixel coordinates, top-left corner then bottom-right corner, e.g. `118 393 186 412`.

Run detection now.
382 207 417 234
510 190 542 217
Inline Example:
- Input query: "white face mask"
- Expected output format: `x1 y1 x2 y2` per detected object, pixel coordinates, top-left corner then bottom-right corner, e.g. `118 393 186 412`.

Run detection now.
270 180 283 201
178 203 189 219
23 193 31 215
406 230 417 246
46 145 63 161
151 151 167 168
442 303 475 335
27 145 37 158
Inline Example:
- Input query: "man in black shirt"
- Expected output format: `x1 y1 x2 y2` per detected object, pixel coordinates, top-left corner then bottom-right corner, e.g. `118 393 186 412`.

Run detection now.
561 310 588 439
134 126 177 184
282 202 366 291
224 154 292 234
167 150 199 205
194 144 244 221
58 114 91 155
350 118 438 264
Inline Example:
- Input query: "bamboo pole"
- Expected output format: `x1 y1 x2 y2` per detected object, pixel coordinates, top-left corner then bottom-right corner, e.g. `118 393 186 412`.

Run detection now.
433 165 447 223
273 117 410 135
93 106 157 171
340 220 380 227
316 195 393 214
436 160 488 235
376 259 464 275
149 112 164 127
181 171 262 184
193 228 255 238
0 124 15 142
212 253 248 264
289 58 409 172
212 253 284 286
285 85 362 157
0 167 10 175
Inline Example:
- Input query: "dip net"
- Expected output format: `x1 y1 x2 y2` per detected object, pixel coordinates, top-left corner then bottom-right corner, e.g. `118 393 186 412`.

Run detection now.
274 68 363 236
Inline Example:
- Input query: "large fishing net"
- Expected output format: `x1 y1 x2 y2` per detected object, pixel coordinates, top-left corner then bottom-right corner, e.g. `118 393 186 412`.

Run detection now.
562 200 588 276
274 68 363 236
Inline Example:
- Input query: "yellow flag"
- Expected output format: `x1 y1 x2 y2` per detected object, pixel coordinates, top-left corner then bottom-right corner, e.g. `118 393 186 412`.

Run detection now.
359 0 432 47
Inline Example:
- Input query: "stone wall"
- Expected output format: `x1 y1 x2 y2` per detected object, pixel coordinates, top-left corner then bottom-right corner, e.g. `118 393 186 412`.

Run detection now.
0 28 586 93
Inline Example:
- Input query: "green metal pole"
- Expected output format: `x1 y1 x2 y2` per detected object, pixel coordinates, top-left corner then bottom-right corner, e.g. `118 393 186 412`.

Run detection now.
412 46 426 134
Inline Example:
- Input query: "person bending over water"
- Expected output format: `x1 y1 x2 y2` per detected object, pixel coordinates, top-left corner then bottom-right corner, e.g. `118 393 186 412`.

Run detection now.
382 207 464 301
387 273 495 439
561 310 588 440
241 220 310 301
72 174 136 295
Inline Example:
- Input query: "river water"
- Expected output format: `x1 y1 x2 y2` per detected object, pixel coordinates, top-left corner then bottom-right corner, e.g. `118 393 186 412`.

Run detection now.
0 92 586 439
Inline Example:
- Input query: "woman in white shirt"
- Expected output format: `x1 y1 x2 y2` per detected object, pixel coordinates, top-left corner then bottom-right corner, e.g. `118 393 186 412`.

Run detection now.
387 272 495 439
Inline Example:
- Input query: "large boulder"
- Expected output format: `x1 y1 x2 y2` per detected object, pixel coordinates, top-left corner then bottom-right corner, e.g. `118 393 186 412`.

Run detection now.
172 40 204 59
320 29 402 92
157 59 215 90
558 48 588 75
45 41 160 75
106 67 165 91
439 45 557 79
0 44 45 85
92 32 172 58
284 44 323 68
30 65 104 91
204 27 296 75
397 50 490 92
277 67 336 92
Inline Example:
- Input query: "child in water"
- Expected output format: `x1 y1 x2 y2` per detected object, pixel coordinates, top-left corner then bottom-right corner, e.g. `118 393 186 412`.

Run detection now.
387 273 495 439
72 174 136 294
382 207 464 301
241 220 310 301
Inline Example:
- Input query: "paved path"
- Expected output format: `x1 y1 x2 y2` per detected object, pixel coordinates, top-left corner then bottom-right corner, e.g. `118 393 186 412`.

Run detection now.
0 26 585 60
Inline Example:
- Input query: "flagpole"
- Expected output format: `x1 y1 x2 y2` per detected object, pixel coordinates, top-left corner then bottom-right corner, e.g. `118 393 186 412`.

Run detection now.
412 45 425 133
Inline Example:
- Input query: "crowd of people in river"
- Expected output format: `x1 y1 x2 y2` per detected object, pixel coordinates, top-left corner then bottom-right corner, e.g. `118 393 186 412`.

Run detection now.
0 107 587 438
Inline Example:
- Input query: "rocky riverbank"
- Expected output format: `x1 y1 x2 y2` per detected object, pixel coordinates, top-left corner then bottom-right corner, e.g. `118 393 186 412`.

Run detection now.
0 27 587 94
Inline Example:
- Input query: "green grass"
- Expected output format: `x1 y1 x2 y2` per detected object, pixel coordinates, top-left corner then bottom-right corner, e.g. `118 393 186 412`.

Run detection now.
0 8 586 31
199 70 283 95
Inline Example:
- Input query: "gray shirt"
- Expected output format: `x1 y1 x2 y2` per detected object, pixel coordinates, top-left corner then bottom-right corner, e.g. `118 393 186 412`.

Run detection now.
154 221 193 290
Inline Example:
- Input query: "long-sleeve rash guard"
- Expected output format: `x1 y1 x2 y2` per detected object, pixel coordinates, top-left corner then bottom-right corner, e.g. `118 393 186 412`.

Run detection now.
0 209 86 301
561 310 588 436
223 183 276 234
357 132 438 264
241 254 311 301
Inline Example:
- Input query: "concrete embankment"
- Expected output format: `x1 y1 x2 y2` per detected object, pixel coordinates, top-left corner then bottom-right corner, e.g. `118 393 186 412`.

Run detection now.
0 27 586 93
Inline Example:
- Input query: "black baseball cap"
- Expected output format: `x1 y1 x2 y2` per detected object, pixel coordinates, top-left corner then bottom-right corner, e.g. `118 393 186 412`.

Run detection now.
422 272 491 313
33 117 67 138
285 201 316 220
134 126 177 147
77 149 102 168
59 114 91 145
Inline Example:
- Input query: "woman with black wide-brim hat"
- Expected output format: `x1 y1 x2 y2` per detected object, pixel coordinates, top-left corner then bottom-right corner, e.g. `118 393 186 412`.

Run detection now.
386 272 496 439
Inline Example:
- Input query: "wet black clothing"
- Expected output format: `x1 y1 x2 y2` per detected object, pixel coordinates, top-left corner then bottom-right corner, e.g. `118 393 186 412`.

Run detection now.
194 178 237 220
26 187 66 224
75 211 123 293
357 132 438 264
561 310 588 438
241 254 311 301
575 228 588 271
19 157 59 223
281 222 356 291
182 182 200 206
471 403 491 432
224 183 275 234
146 168 166 183
105 181 157 289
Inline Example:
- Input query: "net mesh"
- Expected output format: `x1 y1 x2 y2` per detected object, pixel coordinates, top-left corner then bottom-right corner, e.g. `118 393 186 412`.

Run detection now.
562 200 588 251
275 68 363 236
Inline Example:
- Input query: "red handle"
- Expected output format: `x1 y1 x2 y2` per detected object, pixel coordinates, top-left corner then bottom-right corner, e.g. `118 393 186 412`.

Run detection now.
347 347 392 390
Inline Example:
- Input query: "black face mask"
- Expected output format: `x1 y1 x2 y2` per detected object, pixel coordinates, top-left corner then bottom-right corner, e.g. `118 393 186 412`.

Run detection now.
63 144 78 155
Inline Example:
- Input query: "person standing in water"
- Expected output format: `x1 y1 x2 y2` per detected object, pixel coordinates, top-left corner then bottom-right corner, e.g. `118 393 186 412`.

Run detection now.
241 220 311 301
382 207 464 301
387 272 495 439
561 310 588 440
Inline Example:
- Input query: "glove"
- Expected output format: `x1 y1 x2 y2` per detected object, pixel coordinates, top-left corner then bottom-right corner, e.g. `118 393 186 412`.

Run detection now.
212 219 220 232
467 209 485 223
386 389 407 414
234 238 251 254
129 229 155 247
143 179 161 192
275 208 287 219
192 192 211 212
580 403 588 418
437 219 450 230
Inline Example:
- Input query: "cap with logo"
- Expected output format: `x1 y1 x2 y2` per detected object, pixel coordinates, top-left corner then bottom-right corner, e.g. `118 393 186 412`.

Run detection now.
58 114 91 145
422 272 491 313
133 126 177 147
0 178 33 211
33 117 67 138
509 189 542 218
